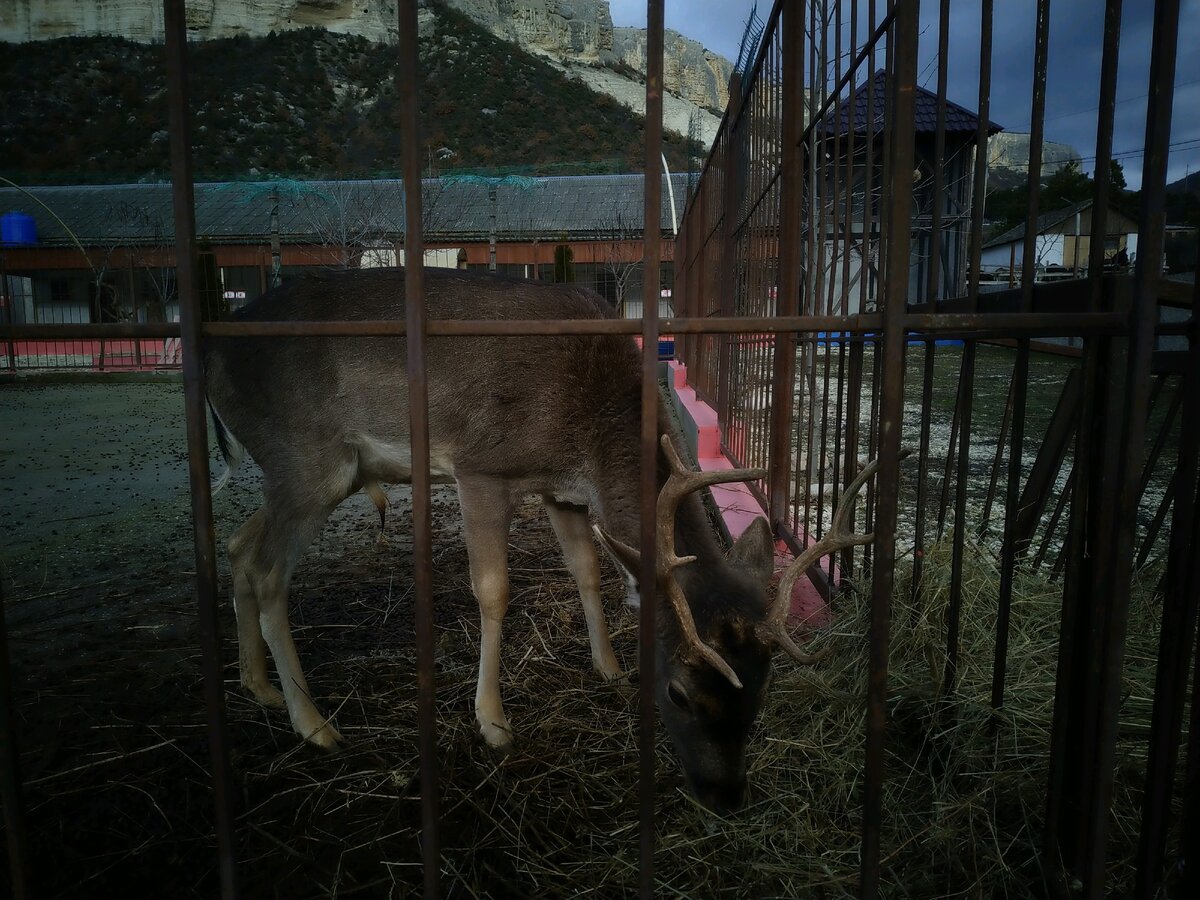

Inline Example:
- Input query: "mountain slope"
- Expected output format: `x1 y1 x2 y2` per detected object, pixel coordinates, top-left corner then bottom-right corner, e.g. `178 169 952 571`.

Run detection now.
0 5 702 185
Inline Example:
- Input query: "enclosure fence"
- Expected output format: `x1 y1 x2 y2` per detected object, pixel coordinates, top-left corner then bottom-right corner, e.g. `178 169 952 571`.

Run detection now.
1 0 1197 898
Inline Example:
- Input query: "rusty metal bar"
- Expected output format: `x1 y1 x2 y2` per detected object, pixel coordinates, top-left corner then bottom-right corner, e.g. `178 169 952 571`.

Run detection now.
638 3 664 895
841 0 880 580
1012 369 1082 558
1044 1 1124 881
0 575 31 899
1136 382 1183 501
1083 0 1181 892
397 3 440 896
990 0 1051 709
911 0 951 607
830 0 860 585
716 73 743 434
1034 463 1076 572
162 2 239 896
767 0 806 531
861 0 917 893
137 310 1129 338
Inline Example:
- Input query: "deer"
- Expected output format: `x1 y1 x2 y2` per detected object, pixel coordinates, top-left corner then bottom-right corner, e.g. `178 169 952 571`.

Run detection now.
204 266 884 814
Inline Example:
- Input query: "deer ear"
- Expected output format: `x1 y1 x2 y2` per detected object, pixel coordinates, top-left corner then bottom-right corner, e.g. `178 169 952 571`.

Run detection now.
728 517 775 585
592 525 644 608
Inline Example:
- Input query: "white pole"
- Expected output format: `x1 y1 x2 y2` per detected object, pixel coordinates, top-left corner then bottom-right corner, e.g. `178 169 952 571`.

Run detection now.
661 153 678 236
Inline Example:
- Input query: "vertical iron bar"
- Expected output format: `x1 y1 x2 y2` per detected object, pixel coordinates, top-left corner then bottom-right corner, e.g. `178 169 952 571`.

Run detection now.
768 0 806 532
716 74 743 433
1135 352 1198 898
1084 0 1180 892
162 2 239 896
978 375 1014 537
397 3 440 896
861 1 917 894
1033 463 1075 572
911 0 950 607
842 0 879 580
0 575 31 899
863 0 895 579
818 0 843 569
639 3 664 896
991 0 1051 710
1044 0 1123 880
935 370 961 539
832 0 860 583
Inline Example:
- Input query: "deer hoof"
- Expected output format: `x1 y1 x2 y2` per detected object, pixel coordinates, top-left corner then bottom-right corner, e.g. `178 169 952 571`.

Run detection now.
600 668 631 687
479 719 514 752
243 679 286 710
304 722 344 751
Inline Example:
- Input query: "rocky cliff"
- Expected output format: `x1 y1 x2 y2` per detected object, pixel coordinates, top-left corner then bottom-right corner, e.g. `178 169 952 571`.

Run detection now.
0 0 401 44
987 132 1083 189
1 0 732 147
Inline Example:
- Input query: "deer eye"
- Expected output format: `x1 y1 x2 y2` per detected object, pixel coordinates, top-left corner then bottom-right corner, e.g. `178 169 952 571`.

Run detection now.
666 679 692 712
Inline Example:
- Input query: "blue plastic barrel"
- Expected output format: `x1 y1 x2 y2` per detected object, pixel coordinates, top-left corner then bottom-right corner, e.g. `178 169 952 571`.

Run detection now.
1 212 37 246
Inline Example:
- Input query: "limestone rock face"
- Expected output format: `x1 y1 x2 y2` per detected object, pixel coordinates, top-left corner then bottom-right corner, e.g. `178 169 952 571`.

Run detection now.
988 132 1082 188
444 1 732 112
608 27 731 112
0 0 402 44
445 0 614 62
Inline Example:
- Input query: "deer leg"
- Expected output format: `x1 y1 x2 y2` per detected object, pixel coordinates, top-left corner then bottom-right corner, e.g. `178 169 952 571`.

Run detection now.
458 477 516 750
251 503 344 750
543 497 623 681
228 508 284 709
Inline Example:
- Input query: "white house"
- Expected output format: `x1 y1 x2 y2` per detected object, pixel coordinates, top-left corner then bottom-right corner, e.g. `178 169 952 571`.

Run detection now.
980 200 1139 282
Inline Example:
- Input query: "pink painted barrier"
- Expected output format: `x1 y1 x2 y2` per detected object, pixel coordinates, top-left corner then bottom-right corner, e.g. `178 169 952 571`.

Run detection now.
6 339 180 371
666 359 832 629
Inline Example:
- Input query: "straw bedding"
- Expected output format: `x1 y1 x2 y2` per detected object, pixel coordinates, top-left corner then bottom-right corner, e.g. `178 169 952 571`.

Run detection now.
9 491 1172 898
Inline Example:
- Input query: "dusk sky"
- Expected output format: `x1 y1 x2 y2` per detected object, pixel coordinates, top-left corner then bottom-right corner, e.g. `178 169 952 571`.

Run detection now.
608 0 1200 190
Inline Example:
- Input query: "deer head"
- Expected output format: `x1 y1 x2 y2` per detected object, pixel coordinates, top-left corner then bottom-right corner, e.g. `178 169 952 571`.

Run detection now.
597 436 898 813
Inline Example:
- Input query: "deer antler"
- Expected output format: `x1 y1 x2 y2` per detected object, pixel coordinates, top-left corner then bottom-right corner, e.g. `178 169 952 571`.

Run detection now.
656 435 767 689
763 448 913 664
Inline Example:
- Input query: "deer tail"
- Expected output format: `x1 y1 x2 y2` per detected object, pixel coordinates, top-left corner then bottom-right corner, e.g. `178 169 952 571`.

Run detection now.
207 399 244 495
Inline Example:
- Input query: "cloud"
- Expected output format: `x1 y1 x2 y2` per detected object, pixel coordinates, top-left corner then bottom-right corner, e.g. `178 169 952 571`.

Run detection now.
607 0 1199 188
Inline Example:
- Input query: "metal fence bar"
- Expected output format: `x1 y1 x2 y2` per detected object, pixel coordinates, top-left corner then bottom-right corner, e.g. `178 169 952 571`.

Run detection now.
1044 0 1123 879
1134 321 1198 895
1083 0 1181 893
911 0 950 608
0 575 30 899
638 3 664 895
162 1 239 896
0 310 1140 345
766 0 805 531
990 0 1051 707
861 2 917 895
397 2 441 896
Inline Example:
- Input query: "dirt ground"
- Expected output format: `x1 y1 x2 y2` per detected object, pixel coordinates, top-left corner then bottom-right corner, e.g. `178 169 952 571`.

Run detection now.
0 380 659 899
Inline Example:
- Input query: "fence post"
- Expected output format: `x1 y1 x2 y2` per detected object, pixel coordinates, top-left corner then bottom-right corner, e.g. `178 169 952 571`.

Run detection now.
767 1 806 532
162 0 239 895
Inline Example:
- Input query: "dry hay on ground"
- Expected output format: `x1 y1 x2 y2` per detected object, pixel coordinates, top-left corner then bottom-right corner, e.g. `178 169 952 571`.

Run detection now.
8 495 1171 898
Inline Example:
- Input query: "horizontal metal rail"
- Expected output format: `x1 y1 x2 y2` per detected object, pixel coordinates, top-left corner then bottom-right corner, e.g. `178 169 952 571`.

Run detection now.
0 311 1155 340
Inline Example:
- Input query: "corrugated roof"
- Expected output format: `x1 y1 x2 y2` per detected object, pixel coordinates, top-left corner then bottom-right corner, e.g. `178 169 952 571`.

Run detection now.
0 173 690 248
820 70 1002 137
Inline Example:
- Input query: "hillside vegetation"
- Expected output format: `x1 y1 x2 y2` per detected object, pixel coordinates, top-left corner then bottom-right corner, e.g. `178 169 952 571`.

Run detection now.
0 4 702 185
